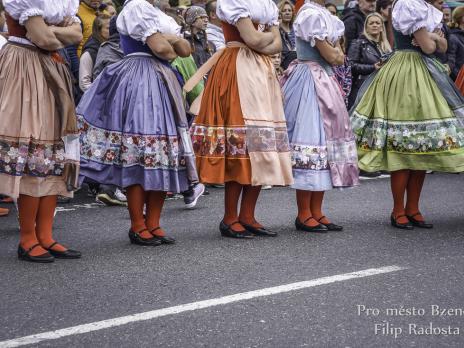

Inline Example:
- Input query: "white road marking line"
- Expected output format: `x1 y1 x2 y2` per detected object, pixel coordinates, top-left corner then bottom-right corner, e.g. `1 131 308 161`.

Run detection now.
0 265 405 348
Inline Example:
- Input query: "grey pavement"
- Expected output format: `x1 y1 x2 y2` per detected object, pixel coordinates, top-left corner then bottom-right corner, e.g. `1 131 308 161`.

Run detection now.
0 173 463 347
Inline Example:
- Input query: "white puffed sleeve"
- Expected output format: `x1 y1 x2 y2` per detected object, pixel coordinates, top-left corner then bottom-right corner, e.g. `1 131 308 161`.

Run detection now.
117 0 161 43
392 0 442 35
3 0 46 25
158 11 182 36
64 0 81 24
217 0 250 25
294 8 329 47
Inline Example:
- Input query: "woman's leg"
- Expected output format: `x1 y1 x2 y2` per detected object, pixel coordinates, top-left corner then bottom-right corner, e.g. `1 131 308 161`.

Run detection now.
405 170 427 221
126 185 152 239
310 191 327 223
239 185 262 228
390 170 410 224
18 194 46 256
145 191 167 236
296 190 319 227
36 195 67 252
223 181 245 232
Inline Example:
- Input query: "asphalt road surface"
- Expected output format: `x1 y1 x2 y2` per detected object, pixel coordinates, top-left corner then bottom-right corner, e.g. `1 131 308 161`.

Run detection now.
0 173 463 348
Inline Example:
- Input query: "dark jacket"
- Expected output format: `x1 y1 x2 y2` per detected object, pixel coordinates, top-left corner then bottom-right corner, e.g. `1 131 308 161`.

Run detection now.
279 26 297 69
82 35 102 65
448 28 464 80
93 33 124 80
347 35 382 108
185 30 216 68
342 5 366 51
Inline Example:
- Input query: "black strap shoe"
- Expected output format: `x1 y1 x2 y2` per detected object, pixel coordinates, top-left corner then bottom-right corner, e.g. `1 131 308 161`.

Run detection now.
150 227 176 244
390 214 414 230
295 217 328 233
45 242 82 259
317 216 343 231
407 213 433 229
128 229 162 246
18 244 55 263
220 221 254 239
240 222 278 237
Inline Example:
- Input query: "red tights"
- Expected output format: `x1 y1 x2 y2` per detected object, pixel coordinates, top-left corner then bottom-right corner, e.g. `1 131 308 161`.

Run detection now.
18 195 66 256
296 190 330 227
390 170 426 223
223 181 262 232
126 185 167 238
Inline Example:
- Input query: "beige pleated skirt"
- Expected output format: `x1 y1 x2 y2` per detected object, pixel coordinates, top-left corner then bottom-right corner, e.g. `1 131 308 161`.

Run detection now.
0 43 76 199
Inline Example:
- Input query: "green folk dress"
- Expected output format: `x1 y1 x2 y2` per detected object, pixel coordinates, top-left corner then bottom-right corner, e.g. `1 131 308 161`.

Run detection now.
350 30 464 173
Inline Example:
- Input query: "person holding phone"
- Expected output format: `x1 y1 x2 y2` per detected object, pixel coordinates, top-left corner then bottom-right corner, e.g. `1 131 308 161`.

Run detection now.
350 0 464 230
348 12 392 109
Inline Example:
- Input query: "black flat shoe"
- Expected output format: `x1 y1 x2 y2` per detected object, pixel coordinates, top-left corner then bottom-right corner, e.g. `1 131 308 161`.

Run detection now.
407 213 433 229
45 242 81 259
220 221 254 239
18 244 54 263
128 229 162 246
240 222 277 237
150 227 176 244
317 216 343 231
295 217 328 233
390 214 414 230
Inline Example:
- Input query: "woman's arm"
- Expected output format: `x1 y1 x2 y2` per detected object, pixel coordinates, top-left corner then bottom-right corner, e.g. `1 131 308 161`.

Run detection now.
315 39 345 66
413 28 447 55
147 33 177 61
257 26 283 56
24 16 63 51
50 22 83 46
235 18 275 52
163 34 192 58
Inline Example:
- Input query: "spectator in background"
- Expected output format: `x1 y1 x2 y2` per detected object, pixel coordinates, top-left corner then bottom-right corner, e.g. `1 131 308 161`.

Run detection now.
77 0 103 56
79 14 111 92
278 0 297 69
348 12 391 109
450 6 464 89
101 0 117 16
443 3 451 24
325 3 338 16
93 15 124 79
184 6 215 68
205 0 225 50
376 0 393 45
343 0 376 51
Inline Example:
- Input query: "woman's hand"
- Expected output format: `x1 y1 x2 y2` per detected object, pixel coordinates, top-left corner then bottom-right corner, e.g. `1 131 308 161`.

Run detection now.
374 61 382 70
58 16 75 27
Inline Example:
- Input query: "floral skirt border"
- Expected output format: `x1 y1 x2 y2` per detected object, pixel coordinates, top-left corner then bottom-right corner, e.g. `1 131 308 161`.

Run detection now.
0 136 66 178
78 116 184 171
351 112 464 153
191 124 290 159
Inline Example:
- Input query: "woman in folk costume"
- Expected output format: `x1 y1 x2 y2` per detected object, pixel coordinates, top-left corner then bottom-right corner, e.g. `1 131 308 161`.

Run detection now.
78 0 197 245
350 0 464 229
189 0 293 239
0 0 82 262
281 1 360 233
